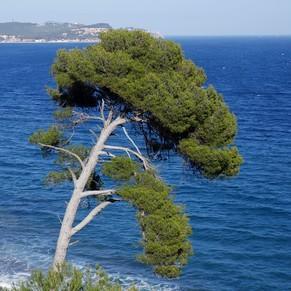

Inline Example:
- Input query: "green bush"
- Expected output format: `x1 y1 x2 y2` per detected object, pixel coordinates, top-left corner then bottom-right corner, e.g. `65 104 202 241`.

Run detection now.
9 264 137 291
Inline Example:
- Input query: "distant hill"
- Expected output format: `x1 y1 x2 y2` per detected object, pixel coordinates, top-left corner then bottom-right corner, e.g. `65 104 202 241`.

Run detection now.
0 22 112 42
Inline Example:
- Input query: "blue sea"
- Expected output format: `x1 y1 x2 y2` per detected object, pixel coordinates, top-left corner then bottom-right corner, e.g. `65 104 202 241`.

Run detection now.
0 37 291 290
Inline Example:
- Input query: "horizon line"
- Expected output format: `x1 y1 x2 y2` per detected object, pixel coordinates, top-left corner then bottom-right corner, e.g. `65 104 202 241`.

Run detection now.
165 34 291 37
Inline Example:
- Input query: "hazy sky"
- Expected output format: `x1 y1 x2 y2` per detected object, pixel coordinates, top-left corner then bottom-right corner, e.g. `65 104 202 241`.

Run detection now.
1 0 290 35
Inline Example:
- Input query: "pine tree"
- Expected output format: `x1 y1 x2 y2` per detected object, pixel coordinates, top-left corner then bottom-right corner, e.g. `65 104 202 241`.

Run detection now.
30 30 242 278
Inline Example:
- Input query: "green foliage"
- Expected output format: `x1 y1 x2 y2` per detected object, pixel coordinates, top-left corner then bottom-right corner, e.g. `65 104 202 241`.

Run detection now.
102 156 140 180
29 126 63 146
51 29 242 177
102 161 192 277
10 264 136 291
56 145 89 167
53 107 73 119
179 138 243 178
47 87 62 101
45 170 72 185
117 171 192 278
99 30 183 71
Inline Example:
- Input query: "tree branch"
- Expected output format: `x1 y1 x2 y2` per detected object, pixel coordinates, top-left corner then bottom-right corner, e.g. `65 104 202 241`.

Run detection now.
68 167 77 185
73 111 104 123
62 127 75 146
39 143 85 169
80 189 116 199
122 126 142 155
98 150 116 158
130 115 147 123
89 129 98 139
111 116 127 128
69 240 79 247
105 109 114 127
99 99 105 123
104 145 150 170
71 201 113 235
57 214 63 225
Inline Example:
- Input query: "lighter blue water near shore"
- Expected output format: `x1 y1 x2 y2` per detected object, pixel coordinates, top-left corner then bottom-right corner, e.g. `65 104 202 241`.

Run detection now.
0 37 291 290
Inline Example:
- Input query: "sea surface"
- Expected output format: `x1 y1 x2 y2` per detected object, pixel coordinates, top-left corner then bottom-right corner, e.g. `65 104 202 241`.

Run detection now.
0 37 291 290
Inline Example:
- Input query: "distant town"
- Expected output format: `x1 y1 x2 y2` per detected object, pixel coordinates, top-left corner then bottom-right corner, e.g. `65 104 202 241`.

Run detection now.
0 22 162 43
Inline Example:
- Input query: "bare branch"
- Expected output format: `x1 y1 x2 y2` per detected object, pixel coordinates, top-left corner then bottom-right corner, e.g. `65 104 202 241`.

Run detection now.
99 99 105 122
110 115 127 128
71 201 113 235
131 116 146 123
72 111 104 137
68 167 77 185
125 149 131 159
73 111 103 123
63 127 75 146
69 240 79 247
104 145 150 170
39 143 85 169
85 116 104 122
105 109 114 126
57 215 62 225
122 126 142 155
89 129 98 139
81 189 116 199
98 150 116 158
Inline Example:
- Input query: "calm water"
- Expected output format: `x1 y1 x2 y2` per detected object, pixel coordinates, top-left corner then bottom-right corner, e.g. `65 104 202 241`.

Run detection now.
0 37 291 290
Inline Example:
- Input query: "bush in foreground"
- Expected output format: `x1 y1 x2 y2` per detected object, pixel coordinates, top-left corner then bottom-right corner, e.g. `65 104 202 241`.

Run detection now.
4 265 137 291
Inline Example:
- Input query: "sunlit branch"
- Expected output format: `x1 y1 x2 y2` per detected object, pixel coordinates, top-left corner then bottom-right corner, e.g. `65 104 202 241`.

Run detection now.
68 167 77 185
104 145 150 170
80 189 116 199
99 99 105 123
71 201 113 235
98 150 116 158
39 143 85 169
122 126 142 155
105 109 114 126
73 111 104 124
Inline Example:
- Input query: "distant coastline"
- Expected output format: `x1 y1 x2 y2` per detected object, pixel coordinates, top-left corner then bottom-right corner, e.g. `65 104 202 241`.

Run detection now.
0 40 99 44
0 21 110 43
0 21 162 43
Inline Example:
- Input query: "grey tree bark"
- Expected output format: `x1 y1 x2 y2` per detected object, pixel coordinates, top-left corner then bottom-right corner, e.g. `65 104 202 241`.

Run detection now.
52 115 126 269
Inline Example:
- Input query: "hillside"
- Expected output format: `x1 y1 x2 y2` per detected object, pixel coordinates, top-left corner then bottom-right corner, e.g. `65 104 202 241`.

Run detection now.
0 22 112 42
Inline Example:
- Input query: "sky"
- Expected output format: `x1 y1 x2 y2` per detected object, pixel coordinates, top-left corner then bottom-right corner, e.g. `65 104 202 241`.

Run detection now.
1 0 290 36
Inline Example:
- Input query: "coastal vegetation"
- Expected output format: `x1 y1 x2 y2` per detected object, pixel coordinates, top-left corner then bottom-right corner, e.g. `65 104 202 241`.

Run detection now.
5 264 136 291
29 30 242 280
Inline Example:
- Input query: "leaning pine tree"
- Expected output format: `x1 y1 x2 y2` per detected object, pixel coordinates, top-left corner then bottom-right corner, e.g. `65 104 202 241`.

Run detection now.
30 30 243 278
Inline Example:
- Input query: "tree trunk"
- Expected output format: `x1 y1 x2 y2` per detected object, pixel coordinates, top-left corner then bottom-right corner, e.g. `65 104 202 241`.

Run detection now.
53 189 81 267
53 116 126 269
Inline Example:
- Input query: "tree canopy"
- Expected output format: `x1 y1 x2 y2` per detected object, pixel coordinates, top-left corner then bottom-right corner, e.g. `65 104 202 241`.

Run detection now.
29 30 243 280
51 29 242 178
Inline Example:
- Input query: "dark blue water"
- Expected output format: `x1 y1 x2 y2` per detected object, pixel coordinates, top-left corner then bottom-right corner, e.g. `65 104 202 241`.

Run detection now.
0 37 291 290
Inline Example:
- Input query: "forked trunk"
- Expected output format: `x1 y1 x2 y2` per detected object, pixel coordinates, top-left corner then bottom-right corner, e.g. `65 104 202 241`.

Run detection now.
52 116 126 270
